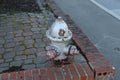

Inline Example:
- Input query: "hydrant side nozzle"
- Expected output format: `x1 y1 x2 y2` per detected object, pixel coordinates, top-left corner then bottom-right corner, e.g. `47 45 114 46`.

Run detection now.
68 46 79 56
46 50 57 60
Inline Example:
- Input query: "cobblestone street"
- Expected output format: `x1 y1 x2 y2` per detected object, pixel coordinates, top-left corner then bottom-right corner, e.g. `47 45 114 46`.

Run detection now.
0 0 55 73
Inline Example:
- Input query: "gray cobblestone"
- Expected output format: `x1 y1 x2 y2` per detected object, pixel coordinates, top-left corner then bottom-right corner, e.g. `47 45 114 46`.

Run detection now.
0 0 56 72
14 46 25 51
0 44 3 48
0 55 2 58
15 51 24 55
24 39 34 44
23 32 33 36
24 59 34 64
14 30 23 37
4 52 15 59
34 57 47 64
40 28 46 34
10 60 23 66
36 51 46 57
7 22 13 26
22 64 35 69
0 67 9 73
26 44 33 48
30 23 38 28
27 55 35 59
0 48 5 53
36 61 50 68
6 27 14 32
37 47 45 52
14 37 24 42
4 42 15 48
31 28 41 32
14 30 23 34
35 39 42 43
0 59 4 63
15 33 22 37
23 28 31 32
30 18 37 23
14 55 26 60
5 33 14 39
0 32 6 37
0 63 9 67
36 64 45 68
5 58 13 62
35 42 46 48
25 48 36 55
5 48 14 52
15 42 23 46
33 34 42 39
28 13 36 17
6 39 13 43
25 36 32 40
43 37 50 43
21 20 31 24
37 18 44 23
0 39 5 44
0 28 4 32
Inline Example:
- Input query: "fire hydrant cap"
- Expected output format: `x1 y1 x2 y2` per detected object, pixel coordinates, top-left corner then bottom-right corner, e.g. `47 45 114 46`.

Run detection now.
46 17 72 41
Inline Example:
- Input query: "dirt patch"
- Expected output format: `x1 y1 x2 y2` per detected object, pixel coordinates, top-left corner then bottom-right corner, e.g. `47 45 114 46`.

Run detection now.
0 0 41 13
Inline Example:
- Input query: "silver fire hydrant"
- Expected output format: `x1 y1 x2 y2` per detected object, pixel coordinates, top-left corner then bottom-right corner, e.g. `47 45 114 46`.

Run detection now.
46 17 79 63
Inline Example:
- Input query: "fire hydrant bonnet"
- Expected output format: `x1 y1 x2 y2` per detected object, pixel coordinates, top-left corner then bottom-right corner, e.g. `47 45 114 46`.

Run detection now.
46 17 72 42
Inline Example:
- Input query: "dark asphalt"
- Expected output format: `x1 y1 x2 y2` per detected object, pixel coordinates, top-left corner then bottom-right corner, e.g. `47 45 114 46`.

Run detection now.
54 0 120 80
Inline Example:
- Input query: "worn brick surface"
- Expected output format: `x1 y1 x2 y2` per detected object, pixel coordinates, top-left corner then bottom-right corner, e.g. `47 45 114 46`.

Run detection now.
1 73 9 80
76 63 87 80
47 68 56 80
17 71 25 80
0 63 94 80
25 70 32 80
32 69 40 80
62 65 71 80
69 64 79 80
53 68 64 80
9 72 16 80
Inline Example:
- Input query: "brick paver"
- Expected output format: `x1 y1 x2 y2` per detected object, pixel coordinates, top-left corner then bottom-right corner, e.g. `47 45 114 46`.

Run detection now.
0 63 94 80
